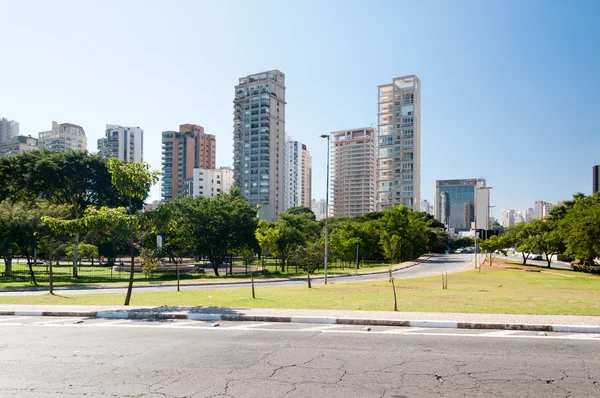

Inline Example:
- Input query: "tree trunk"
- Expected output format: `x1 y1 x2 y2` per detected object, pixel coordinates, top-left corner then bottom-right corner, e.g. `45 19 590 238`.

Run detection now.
3 256 12 277
251 272 255 298
391 277 397 311
212 261 220 277
546 253 552 268
522 253 528 265
72 233 79 278
280 257 285 273
307 268 311 288
229 255 233 276
124 244 135 306
176 261 180 292
49 260 54 295
25 250 38 286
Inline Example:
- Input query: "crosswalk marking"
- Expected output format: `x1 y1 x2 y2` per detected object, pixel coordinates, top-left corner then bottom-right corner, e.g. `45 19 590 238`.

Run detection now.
480 330 523 336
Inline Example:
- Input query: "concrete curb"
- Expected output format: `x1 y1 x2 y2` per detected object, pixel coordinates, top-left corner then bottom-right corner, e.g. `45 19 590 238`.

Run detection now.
1 310 599 334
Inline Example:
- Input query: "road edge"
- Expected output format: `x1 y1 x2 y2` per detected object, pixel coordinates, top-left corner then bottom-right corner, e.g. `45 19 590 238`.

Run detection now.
1 310 599 334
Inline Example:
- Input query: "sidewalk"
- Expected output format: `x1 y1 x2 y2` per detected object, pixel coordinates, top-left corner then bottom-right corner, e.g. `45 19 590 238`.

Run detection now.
0 256 432 292
2 304 599 334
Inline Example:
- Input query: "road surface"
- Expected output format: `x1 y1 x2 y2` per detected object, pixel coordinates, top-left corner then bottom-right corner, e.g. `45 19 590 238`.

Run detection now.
501 252 571 270
1 316 599 397
0 254 474 296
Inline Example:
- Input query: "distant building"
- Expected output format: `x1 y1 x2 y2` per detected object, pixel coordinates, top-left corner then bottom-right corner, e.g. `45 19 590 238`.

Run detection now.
330 127 377 218
186 167 234 198
377 75 421 211
435 178 489 232
502 210 516 228
0 118 19 146
525 208 534 223
420 199 433 215
534 200 554 219
38 121 87 152
594 165 599 194
161 124 216 202
144 200 161 212
0 135 38 156
97 125 144 163
311 199 327 221
284 141 312 210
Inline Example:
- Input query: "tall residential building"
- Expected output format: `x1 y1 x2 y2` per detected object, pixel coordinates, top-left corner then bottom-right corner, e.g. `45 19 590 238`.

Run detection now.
525 208 534 223
38 121 87 151
533 200 554 219
233 70 286 221
97 125 144 163
161 124 216 202
186 167 234 198
311 199 327 221
377 75 421 211
593 165 599 194
0 118 19 146
0 135 38 156
502 210 516 228
284 141 312 210
330 127 377 218
435 179 488 232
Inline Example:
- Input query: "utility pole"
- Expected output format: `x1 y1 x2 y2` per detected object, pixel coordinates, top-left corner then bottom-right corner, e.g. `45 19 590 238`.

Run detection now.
320 134 330 284
355 243 360 275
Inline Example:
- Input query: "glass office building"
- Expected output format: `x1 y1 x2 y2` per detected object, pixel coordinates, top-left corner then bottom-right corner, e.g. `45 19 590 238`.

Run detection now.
435 179 486 232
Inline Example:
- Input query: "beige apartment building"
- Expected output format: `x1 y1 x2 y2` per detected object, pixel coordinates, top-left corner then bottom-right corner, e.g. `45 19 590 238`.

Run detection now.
38 121 87 151
233 70 286 221
161 124 216 202
377 75 421 211
330 127 377 218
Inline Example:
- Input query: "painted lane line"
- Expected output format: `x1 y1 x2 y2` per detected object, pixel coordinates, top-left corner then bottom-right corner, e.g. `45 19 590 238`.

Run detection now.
32 317 86 325
0 316 33 323
225 323 274 330
381 327 428 334
480 330 523 336
299 324 344 331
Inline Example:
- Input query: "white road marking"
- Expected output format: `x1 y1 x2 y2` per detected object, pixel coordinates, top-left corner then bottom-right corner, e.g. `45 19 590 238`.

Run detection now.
2 319 600 341
225 322 274 330
480 330 523 336
299 324 343 331
0 316 32 322
32 317 86 325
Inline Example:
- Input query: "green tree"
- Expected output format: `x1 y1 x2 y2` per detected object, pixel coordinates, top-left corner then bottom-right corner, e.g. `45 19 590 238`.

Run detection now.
529 218 562 268
289 240 324 287
180 190 257 277
504 223 535 265
478 234 509 268
379 205 428 263
65 243 99 265
329 220 380 266
560 193 600 262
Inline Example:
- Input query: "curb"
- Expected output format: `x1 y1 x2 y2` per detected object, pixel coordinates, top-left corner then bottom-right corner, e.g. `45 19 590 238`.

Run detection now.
1 310 599 334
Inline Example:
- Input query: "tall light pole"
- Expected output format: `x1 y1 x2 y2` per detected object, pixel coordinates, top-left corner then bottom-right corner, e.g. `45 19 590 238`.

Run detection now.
320 134 330 284
475 186 493 266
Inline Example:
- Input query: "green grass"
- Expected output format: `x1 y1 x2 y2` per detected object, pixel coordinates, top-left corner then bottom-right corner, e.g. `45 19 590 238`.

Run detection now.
0 261 394 289
3 266 600 315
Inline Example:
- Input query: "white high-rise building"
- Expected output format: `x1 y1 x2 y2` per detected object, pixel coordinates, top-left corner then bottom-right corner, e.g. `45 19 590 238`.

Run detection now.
38 121 87 151
533 200 554 219
187 167 234 198
420 199 433 215
502 210 516 228
311 199 327 221
97 125 143 163
233 70 286 221
0 118 19 146
377 75 421 211
330 127 377 218
284 141 312 210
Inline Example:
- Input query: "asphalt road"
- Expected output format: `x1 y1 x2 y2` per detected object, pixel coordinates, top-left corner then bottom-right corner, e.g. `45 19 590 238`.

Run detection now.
0 254 473 296
1 316 599 397
501 253 571 270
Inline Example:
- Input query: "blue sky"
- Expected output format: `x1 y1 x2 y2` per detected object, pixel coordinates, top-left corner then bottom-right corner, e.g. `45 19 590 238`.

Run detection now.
1 0 598 217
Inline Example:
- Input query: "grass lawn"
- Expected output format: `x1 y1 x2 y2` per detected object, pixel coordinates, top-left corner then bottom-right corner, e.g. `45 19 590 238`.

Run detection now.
0 261 394 289
3 266 600 315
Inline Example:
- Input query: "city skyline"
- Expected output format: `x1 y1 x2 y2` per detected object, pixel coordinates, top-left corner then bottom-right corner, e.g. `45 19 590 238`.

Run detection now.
1 1 598 213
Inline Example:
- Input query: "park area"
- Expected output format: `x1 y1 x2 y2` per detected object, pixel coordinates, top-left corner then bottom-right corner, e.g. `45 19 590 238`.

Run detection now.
3 262 600 316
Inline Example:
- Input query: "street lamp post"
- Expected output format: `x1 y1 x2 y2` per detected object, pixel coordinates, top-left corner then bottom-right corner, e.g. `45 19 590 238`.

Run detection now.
320 134 330 284
475 186 493 267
